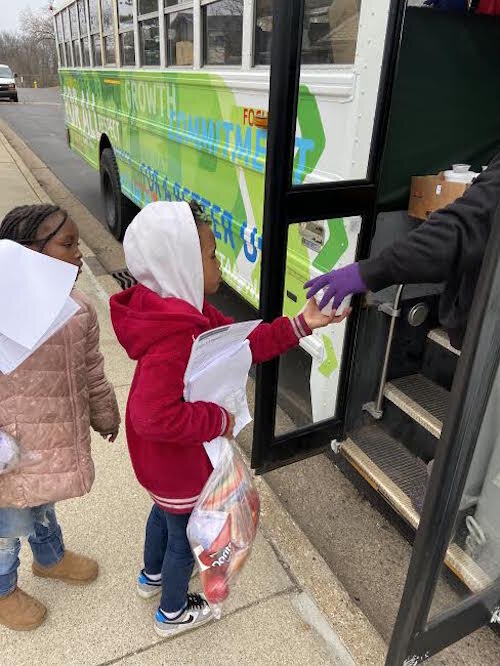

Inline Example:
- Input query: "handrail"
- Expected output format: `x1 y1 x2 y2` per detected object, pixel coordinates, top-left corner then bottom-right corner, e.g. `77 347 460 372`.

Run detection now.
363 284 404 420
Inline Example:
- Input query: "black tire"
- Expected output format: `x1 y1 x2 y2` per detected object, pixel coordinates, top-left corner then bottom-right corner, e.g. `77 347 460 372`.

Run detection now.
12 95 18 103
99 147 136 241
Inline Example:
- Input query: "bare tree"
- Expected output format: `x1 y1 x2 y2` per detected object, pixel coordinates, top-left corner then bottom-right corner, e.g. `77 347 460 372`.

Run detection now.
20 4 57 46
0 2 58 88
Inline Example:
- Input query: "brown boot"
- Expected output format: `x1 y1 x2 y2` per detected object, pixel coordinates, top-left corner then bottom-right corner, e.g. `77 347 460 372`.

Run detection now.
32 550 98 585
0 587 47 631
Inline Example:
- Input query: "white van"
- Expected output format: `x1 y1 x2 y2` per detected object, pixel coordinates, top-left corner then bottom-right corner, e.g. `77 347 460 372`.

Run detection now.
0 65 18 103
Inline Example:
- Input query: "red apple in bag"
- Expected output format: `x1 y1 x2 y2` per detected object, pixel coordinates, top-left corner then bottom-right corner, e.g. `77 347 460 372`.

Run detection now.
197 514 232 604
201 567 230 604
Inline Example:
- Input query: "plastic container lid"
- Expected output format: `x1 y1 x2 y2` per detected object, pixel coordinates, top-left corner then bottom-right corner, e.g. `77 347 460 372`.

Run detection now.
444 171 477 184
452 163 471 173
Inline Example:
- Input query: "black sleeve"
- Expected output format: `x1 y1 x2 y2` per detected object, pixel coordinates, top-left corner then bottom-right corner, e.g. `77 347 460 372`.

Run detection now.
358 152 500 292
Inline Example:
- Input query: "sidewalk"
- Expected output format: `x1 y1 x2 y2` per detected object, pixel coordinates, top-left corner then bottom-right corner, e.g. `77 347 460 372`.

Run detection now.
0 128 386 666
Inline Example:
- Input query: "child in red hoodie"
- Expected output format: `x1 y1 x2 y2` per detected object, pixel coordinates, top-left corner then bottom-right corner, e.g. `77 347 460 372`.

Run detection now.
110 200 349 638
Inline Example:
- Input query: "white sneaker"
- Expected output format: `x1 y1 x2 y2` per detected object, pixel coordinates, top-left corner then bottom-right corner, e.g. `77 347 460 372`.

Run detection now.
137 570 162 599
137 568 199 600
154 593 214 638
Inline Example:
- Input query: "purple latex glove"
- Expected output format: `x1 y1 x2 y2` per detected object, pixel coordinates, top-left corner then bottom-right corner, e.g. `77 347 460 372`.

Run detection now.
304 263 367 311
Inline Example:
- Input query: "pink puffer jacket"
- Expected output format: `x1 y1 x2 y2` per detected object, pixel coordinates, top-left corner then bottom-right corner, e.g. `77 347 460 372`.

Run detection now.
0 289 120 509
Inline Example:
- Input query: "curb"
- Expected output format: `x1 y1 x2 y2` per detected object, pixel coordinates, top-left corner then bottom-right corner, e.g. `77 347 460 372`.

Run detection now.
0 119 387 665
0 130 51 205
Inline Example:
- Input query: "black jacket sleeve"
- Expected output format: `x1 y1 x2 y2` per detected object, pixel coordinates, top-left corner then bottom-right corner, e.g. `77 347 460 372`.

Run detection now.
359 152 500 292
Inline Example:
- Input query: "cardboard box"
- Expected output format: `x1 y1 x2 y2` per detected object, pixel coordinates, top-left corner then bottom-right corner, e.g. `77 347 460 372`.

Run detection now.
408 173 470 220
176 41 193 66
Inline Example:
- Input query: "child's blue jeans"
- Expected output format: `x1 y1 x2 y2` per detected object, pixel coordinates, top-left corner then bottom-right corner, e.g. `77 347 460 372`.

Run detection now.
0 503 65 597
144 504 194 614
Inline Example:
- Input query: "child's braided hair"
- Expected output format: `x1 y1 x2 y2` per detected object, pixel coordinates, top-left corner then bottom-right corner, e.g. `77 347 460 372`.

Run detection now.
0 204 68 250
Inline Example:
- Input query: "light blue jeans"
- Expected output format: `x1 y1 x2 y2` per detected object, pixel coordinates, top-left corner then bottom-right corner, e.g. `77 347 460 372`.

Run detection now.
0 503 65 597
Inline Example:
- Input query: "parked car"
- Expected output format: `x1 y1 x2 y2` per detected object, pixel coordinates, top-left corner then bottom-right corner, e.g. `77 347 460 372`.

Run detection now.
0 65 18 102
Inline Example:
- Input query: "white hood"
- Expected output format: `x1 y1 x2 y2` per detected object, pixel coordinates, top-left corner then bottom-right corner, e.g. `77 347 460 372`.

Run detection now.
123 201 204 312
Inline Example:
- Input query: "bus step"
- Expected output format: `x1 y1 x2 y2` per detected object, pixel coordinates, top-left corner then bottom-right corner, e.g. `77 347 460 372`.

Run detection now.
427 327 461 356
422 328 459 392
384 374 449 439
342 425 491 594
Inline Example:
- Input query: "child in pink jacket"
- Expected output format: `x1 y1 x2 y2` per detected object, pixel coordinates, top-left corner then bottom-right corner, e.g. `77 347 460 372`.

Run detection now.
0 204 120 632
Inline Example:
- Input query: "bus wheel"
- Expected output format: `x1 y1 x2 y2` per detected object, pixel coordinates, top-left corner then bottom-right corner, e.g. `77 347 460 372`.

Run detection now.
99 148 135 241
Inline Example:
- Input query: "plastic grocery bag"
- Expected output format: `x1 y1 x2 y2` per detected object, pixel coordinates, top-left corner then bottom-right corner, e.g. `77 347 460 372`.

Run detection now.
0 430 21 475
187 438 260 618
0 429 41 475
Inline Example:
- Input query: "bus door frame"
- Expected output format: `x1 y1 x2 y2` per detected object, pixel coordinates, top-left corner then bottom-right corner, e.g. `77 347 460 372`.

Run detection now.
253 1 500 663
251 0 407 474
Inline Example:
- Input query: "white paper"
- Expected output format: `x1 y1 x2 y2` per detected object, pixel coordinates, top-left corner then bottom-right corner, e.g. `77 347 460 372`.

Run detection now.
0 297 80 374
184 320 261 468
0 240 78 349
315 290 352 316
186 341 253 437
184 319 261 385
202 437 226 469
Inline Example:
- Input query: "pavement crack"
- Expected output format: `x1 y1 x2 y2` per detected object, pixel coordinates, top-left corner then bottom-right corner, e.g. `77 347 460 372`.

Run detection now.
97 587 296 666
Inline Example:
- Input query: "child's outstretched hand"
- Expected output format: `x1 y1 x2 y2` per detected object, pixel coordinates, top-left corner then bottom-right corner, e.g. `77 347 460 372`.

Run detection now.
302 298 352 331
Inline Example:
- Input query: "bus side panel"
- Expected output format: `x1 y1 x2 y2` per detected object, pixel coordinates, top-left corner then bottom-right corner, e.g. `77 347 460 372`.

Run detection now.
59 67 363 422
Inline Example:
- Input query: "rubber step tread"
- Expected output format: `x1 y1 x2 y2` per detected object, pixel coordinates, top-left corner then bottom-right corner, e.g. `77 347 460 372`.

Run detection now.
342 425 491 594
384 374 449 439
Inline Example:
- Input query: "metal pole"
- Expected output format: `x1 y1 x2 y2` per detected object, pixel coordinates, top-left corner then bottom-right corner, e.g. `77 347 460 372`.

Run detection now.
375 285 404 413
364 284 404 419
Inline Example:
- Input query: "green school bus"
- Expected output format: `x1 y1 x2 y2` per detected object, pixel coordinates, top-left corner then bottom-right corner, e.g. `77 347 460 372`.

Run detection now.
53 0 389 424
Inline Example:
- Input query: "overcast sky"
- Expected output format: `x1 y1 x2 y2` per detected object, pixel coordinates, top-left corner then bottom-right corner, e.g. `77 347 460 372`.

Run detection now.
2 0 52 33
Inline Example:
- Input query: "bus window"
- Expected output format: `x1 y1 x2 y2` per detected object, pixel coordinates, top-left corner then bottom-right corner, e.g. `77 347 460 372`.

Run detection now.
56 11 63 43
56 13 66 66
92 36 103 66
254 0 273 65
101 0 117 65
118 0 134 30
100 0 114 32
70 2 81 67
82 37 91 67
74 44 83 68
118 0 136 66
104 33 117 66
88 0 102 66
78 0 90 67
120 31 136 66
139 0 159 12
203 0 244 66
254 0 362 66
139 18 161 66
138 1 160 66
59 43 66 67
166 8 194 66
63 9 74 67
88 0 100 33
70 3 78 36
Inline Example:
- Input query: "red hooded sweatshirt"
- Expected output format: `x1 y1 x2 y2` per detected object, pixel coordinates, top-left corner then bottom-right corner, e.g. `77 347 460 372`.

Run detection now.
110 202 311 513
